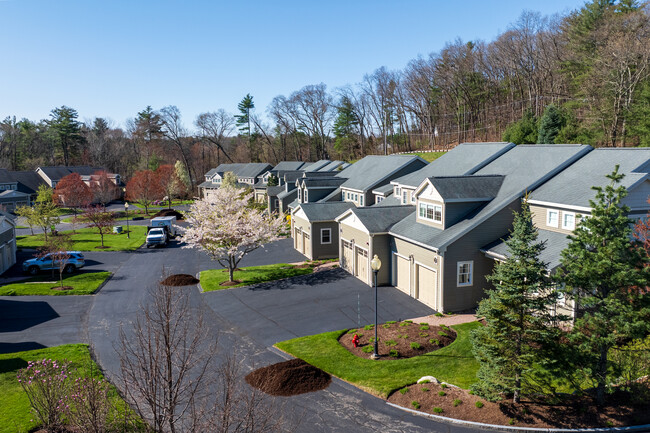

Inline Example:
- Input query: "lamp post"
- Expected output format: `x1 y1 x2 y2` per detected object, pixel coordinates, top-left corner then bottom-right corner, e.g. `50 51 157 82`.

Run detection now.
124 202 130 239
370 254 382 360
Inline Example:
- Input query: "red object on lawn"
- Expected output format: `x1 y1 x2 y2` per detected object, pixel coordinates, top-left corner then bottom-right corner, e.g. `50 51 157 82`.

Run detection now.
352 334 360 348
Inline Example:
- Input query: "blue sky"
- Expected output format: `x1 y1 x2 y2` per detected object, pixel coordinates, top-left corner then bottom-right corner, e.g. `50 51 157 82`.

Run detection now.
0 0 587 129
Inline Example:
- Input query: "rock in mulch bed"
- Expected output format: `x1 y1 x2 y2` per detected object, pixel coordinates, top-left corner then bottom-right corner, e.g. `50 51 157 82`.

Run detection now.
160 274 199 286
152 209 184 220
339 321 456 359
388 380 650 428
245 358 331 396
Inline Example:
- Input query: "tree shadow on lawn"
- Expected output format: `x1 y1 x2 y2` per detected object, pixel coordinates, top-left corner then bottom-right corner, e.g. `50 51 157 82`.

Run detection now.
247 268 350 291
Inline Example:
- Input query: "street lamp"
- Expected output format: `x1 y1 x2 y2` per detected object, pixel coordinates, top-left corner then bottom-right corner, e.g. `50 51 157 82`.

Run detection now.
124 202 130 239
370 254 382 360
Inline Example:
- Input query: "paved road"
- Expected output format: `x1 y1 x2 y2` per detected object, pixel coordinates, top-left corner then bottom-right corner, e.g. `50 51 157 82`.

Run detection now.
2 238 486 432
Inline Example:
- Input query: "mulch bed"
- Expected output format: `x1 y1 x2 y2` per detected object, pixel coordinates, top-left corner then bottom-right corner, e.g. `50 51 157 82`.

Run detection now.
50 286 73 291
219 280 243 286
388 381 650 428
160 274 200 286
339 321 456 359
245 358 331 396
152 209 184 220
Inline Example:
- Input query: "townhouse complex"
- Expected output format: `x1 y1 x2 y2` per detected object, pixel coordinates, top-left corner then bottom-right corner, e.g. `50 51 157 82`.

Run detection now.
201 143 650 313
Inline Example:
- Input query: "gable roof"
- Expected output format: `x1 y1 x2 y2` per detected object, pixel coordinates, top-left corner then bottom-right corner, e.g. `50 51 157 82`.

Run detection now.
295 201 355 222
528 148 650 209
392 142 516 188
318 187 343 202
0 169 17 184
338 205 416 234
372 183 394 196
300 177 345 188
303 160 333 172
389 144 592 250
319 160 346 172
416 175 504 202
12 171 47 194
210 163 273 179
38 166 107 181
336 155 427 191
266 185 285 197
373 196 401 207
272 161 308 172
482 229 570 272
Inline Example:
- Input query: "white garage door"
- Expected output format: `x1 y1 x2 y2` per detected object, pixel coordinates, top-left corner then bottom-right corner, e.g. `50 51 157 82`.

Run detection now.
294 227 302 252
303 232 311 258
417 265 437 309
395 254 410 295
341 240 354 273
355 247 368 284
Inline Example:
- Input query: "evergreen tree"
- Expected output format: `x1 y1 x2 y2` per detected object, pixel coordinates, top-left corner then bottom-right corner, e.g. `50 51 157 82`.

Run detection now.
471 200 560 402
47 106 83 166
266 174 279 187
235 94 255 161
556 166 650 405
537 105 564 144
333 96 359 159
502 110 537 144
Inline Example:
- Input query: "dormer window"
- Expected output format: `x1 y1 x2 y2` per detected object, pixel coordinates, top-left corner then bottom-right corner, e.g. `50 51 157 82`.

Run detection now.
547 210 559 228
298 189 302 200
360 195 364 206
419 202 442 223
562 212 575 230
402 191 407 205
304 189 308 202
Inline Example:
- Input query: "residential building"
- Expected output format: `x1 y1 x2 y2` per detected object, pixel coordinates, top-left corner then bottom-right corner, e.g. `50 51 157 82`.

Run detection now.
292 202 355 259
198 163 272 198
0 212 16 275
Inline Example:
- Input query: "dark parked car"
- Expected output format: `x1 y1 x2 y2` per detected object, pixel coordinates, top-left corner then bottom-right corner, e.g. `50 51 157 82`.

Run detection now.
22 252 86 275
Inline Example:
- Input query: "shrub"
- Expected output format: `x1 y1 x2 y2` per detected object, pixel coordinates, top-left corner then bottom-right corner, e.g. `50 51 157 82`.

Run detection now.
399 322 410 327
389 349 399 357
364 324 374 331
386 320 397 324
509 418 516 425
440 383 448 389
17 359 71 432
404 320 413 323
468 390 475 395
382 323 391 328
361 346 373 353
438 331 449 337
410 342 421 350
606 421 614 427
422 387 429 392
434 312 444 317
419 322 428 325
385 340 397 347
399 387 408 395
419 325 429 331
411 401 420 409
475 401 484 408
429 339 440 346
432 407 443 413
65 375 116 433
419 332 429 337
438 391 446 396
453 399 462 407
368 337 375 344
399 334 409 339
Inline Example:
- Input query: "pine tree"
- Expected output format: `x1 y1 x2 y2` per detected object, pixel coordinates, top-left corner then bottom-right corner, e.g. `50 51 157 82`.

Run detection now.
333 96 359 159
556 166 650 405
537 105 565 144
471 200 560 402
235 94 255 161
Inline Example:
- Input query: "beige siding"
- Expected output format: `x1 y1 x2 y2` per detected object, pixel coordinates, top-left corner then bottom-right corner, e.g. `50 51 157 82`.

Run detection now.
415 197 445 228
370 234 392 285
292 215 311 257
339 224 370 251
443 201 520 312
530 205 588 236
390 237 441 303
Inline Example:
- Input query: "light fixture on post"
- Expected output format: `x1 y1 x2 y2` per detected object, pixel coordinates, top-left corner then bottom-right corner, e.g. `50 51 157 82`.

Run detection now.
370 254 382 360
124 202 130 239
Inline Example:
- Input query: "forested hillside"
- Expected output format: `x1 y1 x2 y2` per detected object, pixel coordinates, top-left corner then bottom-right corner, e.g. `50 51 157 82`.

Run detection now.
1 0 648 182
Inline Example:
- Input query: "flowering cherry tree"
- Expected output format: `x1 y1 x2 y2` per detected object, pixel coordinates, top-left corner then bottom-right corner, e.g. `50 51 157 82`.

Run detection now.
182 186 284 281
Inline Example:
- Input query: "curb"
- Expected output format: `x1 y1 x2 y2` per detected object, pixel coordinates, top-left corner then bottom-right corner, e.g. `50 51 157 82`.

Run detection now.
386 402 650 433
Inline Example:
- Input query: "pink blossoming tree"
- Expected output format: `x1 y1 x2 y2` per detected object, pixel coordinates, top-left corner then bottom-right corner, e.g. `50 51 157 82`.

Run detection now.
181 186 284 282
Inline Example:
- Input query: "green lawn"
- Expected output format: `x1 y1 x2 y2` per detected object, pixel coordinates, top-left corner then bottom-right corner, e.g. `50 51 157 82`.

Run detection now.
404 151 447 162
0 344 138 433
0 271 111 296
275 321 481 398
200 263 315 291
17 226 147 251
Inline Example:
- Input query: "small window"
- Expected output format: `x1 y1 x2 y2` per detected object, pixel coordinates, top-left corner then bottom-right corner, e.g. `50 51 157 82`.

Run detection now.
304 190 308 202
274 199 279 208
402 191 407 204
457 261 473 287
298 189 302 200
342 191 346 200
395 187 401 196
321 228 332 244
562 212 575 230
434 206 442 222
377 196 383 203
360 195 364 206
354 194 358 202
547 210 559 228
419 202 426 218
347 192 351 200
411 194 416 203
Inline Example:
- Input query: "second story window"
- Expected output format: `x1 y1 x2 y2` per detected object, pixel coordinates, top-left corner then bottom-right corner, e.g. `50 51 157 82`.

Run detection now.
419 202 442 223
298 189 302 201
402 191 407 204
360 195 364 206
562 212 575 230
547 210 559 228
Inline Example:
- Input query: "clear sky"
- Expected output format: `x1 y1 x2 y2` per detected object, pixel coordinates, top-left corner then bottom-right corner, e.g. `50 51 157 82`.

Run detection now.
0 0 587 130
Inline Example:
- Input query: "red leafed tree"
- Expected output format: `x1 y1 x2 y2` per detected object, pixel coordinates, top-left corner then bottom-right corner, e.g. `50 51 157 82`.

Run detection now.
53 173 93 215
126 170 161 215
83 205 116 248
154 165 181 209
91 170 119 205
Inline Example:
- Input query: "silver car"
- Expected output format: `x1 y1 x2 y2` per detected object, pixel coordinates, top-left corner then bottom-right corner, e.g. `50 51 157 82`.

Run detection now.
22 252 86 275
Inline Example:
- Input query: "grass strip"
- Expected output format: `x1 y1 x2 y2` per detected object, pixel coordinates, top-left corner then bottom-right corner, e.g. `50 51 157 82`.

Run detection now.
275 321 481 398
17 226 147 252
0 271 111 296
200 263 315 291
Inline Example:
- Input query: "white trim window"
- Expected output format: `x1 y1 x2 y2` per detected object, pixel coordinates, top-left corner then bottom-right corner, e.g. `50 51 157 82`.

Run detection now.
360 195 364 206
418 202 442 223
402 190 408 204
562 211 575 230
547 209 559 228
395 187 401 197
411 194 416 203
274 198 279 208
457 261 473 287
298 188 302 201
304 189 308 202
321 228 332 244
376 196 383 203
342 191 346 200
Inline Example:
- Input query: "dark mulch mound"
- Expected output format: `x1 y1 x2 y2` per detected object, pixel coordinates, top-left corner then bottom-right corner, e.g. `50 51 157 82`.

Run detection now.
388 381 650 428
50 286 73 291
245 358 331 396
220 280 243 286
152 209 184 220
340 321 456 359
161 274 199 286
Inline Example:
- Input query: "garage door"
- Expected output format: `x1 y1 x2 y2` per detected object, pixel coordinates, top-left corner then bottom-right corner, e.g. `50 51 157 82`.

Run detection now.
303 232 311 258
341 240 354 273
294 227 302 252
395 254 410 295
355 247 368 284
416 265 437 309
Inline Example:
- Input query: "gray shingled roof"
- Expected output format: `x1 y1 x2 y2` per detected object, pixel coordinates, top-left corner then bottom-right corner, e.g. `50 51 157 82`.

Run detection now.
426 175 504 201
390 144 592 250
0 169 16 184
277 189 297 201
529 148 650 208
303 160 332 172
39 166 106 181
12 171 46 194
372 183 394 196
205 168 220 178
342 205 416 234
198 180 218 188
300 177 345 188
335 155 427 191
210 163 273 178
393 142 516 188
266 185 285 197
482 229 570 272
282 171 304 183
319 187 343 202
272 161 307 172
297 202 355 222
373 196 401 207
